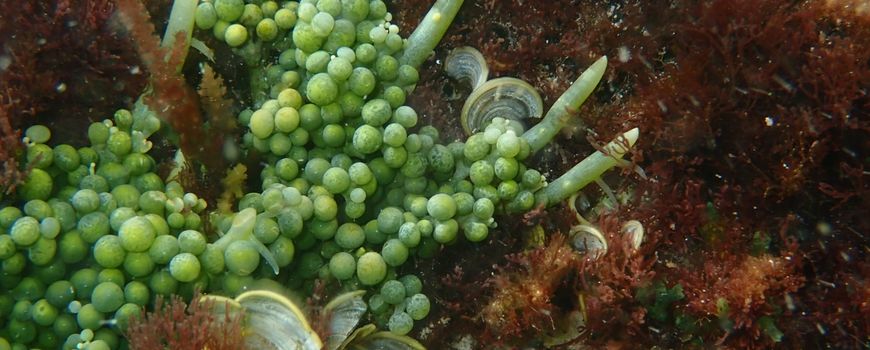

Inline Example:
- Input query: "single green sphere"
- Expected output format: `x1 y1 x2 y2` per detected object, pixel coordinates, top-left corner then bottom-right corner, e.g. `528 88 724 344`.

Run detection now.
427 193 457 221
149 270 178 297
305 73 339 106
45 280 75 308
352 125 381 154
25 125 51 144
368 294 388 314
52 144 80 172
469 160 495 186
10 216 40 246
91 282 125 313
256 18 279 41
224 240 260 276
148 235 179 265
434 219 459 244
118 217 156 252
464 221 489 242
393 106 418 128
27 236 57 265
398 222 421 247
70 268 99 299
335 223 365 249
76 303 104 331
328 252 356 280
376 207 403 234
123 252 155 278
31 299 58 326
388 311 414 335
381 239 409 267
18 168 53 201
87 122 109 145
195 2 218 30
400 274 423 296
123 281 150 307
113 303 142 332
278 88 304 109
239 3 263 27
327 57 353 81
178 230 207 255
348 162 373 185
356 252 386 286
214 0 244 22
169 252 201 282
107 130 132 157
274 107 300 133
405 293 431 320
322 167 350 194
224 23 248 47
380 279 406 305
94 235 125 268
58 231 87 264
274 8 297 29
348 67 376 96
26 144 53 169
361 99 392 126
269 236 295 267
0 234 15 259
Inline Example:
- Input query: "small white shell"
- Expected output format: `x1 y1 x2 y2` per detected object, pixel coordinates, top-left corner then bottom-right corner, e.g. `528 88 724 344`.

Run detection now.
324 290 367 350
460 77 543 135
445 46 489 90
621 220 644 250
233 290 323 350
569 224 607 259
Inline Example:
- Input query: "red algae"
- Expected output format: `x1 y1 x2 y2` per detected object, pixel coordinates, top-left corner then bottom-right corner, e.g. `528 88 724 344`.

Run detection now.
388 0 869 348
0 0 147 192
125 291 245 350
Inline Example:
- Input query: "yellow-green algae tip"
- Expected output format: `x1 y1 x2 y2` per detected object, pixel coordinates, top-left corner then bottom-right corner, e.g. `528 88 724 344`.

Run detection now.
522 56 608 153
535 127 639 208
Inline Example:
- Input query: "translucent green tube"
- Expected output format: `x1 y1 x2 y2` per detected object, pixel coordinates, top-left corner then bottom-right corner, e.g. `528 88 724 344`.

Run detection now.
400 0 464 69
534 127 639 208
522 56 608 153
161 0 198 70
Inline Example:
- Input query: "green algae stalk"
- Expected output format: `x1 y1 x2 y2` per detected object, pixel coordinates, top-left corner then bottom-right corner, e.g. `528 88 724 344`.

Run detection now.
522 56 608 153
534 127 638 208
161 0 198 70
400 0 465 69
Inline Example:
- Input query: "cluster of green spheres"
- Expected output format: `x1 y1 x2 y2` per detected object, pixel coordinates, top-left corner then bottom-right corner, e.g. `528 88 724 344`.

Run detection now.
0 0 554 348
0 109 211 349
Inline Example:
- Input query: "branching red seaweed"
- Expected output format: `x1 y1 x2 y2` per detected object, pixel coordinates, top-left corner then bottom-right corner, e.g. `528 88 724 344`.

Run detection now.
389 0 869 347
0 0 147 192
124 291 244 350
114 0 221 170
480 234 580 342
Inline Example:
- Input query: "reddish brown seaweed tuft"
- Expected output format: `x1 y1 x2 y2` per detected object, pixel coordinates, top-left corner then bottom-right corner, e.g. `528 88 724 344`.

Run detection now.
0 0 148 192
389 0 869 347
124 291 245 350
480 234 580 341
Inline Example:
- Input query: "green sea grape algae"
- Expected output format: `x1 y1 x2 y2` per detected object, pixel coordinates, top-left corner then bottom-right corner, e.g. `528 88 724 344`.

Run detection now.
0 0 637 348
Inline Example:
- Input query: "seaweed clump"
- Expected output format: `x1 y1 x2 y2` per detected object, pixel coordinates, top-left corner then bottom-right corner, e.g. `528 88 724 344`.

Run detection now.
124 291 245 350
480 233 580 342
0 0 147 194
386 0 869 348
577 0 869 347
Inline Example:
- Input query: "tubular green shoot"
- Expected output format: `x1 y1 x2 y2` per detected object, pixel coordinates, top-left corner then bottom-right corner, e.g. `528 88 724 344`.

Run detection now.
522 56 608 153
534 127 639 208
161 0 198 70
399 0 464 69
